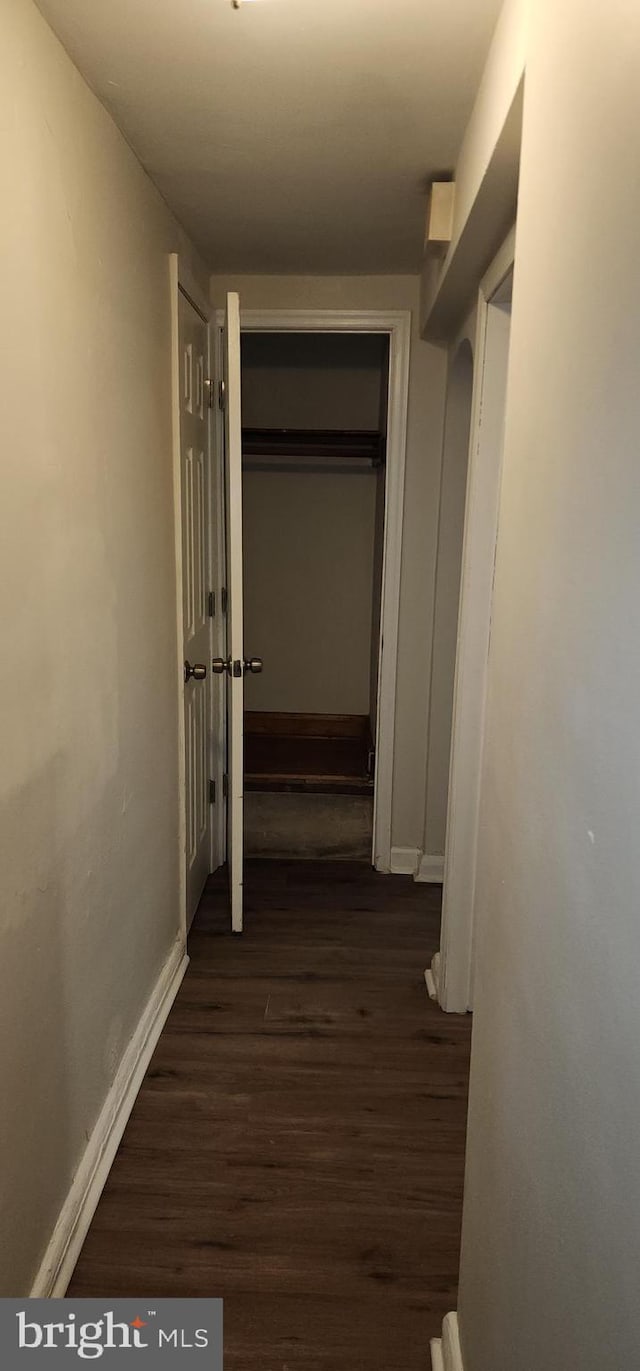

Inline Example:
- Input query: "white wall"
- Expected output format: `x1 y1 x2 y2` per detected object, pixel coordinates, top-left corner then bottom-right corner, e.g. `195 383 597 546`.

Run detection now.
420 0 527 336
0 0 206 1294
450 0 527 250
243 470 377 714
212 275 448 851
458 2 640 1367
241 331 387 430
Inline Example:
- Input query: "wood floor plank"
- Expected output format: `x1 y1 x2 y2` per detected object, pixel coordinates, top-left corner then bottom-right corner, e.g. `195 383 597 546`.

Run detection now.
68 860 471 1370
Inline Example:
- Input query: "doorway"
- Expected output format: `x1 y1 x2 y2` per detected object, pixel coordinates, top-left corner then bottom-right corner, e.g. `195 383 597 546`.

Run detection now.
239 330 389 861
213 306 411 883
428 230 515 1013
423 339 475 878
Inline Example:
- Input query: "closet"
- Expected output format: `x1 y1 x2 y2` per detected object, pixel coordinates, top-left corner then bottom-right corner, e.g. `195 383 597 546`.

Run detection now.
241 331 389 858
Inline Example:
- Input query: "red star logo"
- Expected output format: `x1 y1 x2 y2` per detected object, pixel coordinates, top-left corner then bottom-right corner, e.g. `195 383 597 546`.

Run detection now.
130 1317 147 1329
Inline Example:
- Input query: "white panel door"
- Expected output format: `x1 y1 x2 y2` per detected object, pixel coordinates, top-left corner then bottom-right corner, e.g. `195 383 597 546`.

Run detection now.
179 288 211 925
223 293 244 933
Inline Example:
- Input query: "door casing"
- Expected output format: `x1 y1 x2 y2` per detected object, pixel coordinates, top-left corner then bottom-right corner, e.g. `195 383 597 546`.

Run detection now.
214 307 411 873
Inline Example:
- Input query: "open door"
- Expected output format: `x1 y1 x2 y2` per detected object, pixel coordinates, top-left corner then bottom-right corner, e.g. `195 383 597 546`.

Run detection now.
178 286 212 926
220 292 245 933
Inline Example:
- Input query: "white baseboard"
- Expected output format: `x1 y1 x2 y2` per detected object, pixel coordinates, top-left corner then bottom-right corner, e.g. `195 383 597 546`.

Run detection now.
431 1313 464 1371
31 939 188 1297
424 967 437 1001
430 1339 445 1371
425 950 441 1003
415 852 444 883
390 848 444 882
390 845 420 876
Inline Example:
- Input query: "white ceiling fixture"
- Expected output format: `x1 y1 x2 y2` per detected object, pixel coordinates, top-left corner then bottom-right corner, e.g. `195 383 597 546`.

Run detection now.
35 0 503 274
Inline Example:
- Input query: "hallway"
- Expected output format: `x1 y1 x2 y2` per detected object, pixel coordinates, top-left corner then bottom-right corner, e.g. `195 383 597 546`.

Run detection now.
69 862 472 1368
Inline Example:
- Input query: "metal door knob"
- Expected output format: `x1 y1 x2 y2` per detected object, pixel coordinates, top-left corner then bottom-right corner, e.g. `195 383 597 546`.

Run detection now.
212 656 231 675
244 657 263 674
184 660 207 682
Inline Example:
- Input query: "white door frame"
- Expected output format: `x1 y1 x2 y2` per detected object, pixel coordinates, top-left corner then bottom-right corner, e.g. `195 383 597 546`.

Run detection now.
214 307 411 873
170 254 225 935
428 228 516 1013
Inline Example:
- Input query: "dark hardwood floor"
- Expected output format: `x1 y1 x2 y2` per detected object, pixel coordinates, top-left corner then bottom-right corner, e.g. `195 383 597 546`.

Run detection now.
69 861 471 1370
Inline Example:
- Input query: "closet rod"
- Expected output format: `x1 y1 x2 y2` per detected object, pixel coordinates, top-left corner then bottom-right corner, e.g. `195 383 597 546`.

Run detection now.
242 426 386 467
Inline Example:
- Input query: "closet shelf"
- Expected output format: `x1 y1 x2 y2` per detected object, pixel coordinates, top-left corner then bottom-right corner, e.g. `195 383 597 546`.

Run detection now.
242 427 385 471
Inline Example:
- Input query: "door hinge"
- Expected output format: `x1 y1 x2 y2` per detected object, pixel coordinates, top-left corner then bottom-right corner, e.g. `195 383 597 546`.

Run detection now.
208 590 215 618
209 778 216 804
221 587 228 615
218 379 226 411
222 773 229 799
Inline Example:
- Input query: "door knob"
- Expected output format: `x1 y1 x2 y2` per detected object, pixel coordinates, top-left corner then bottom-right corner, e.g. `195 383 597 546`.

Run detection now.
212 656 262 676
184 660 207 682
212 656 231 675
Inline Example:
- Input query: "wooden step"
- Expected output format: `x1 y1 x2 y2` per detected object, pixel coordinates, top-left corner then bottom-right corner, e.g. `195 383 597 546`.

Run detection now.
244 711 374 796
245 774 374 796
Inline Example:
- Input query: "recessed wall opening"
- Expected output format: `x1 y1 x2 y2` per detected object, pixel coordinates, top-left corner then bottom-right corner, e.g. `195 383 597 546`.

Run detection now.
424 338 474 865
240 330 390 860
431 252 515 1013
